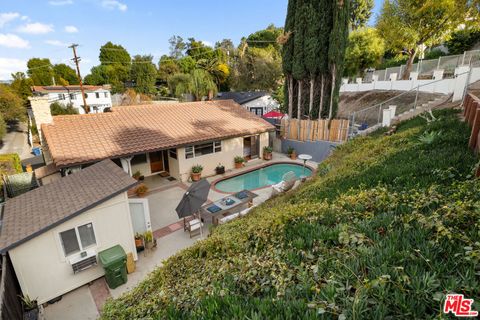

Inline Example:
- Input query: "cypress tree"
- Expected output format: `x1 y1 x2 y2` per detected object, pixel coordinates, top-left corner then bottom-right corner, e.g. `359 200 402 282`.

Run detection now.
304 0 321 118
328 0 350 119
282 0 297 118
292 0 307 119
317 0 333 119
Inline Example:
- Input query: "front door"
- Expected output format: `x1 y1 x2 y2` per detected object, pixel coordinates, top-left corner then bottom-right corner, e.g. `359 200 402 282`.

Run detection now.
129 199 152 234
149 151 163 173
251 135 259 158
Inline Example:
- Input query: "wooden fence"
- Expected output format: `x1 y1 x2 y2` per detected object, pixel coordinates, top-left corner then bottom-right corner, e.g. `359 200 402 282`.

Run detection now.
279 119 350 143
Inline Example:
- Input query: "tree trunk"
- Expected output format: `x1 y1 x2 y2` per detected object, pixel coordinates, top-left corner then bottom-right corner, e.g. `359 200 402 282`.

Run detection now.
318 74 324 119
287 75 293 118
309 76 315 118
402 49 417 80
328 64 336 120
297 80 303 119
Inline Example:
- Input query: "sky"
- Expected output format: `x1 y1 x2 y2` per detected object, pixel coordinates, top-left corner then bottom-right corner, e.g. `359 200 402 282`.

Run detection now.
0 0 383 80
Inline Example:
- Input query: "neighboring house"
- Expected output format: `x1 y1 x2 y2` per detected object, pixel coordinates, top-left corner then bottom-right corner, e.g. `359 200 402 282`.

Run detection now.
41 100 274 182
215 92 280 116
31 85 112 114
0 160 145 304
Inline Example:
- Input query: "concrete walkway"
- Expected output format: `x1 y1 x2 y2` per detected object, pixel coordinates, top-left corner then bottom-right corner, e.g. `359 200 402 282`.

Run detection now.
0 121 31 159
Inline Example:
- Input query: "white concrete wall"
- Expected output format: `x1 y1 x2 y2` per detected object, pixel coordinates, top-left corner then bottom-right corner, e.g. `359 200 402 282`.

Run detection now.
174 132 270 182
29 96 52 143
47 89 112 114
9 192 137 304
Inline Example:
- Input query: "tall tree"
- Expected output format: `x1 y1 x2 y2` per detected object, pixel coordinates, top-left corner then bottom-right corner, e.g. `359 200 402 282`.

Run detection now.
0 84 26 122
304 0 321 117
53 63 79 85
247 24 284 51
10 72 33 102
157 55 180 84
292 0 307 119
173 69 217 101
130 55 157 94
281 0 297 118
27 58 54 86
344 27 385 77
350 0 374 29
377 0 475 80
97 42 131 92
168 35 186 59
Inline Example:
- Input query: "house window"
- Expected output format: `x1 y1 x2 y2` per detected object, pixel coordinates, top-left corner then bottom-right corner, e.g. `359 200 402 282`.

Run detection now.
58 94 65 100
185 146 194 159
59 223 96 256
70 93 76 100
131 153 147 165
184 141 221 159
169 149 177 159
84 93 88 99
95 92 100 99
104 92 108 98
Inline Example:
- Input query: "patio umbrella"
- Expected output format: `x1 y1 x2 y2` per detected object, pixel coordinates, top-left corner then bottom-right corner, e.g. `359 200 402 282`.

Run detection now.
175 179 210 237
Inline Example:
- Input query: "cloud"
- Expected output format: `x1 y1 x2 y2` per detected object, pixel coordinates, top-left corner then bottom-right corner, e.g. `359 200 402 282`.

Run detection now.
48 0 73 5
0 12 20 28
0 33 30 48
101 0 127 12
202 40 213 47
17 22 54 34
0 58 27 80
64 25 78 33
45 39 68 47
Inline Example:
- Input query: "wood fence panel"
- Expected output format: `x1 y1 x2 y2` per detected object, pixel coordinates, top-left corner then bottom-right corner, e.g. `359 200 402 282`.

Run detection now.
280 118 349 143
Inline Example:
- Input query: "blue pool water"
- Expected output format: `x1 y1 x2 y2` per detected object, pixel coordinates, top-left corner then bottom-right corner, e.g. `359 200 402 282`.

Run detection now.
215 163 313 193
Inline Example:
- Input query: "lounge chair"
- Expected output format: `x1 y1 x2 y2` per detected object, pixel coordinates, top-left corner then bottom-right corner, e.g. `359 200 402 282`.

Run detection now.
271 171 297 196
187 218 203 238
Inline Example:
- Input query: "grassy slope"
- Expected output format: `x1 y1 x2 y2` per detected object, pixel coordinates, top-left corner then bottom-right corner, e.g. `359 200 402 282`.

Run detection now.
102 110 480 319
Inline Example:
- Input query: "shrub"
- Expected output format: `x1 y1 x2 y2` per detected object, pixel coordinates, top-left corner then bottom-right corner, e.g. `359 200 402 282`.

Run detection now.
50 102 79 116
263 146 273 153
286 146 295 155
102 109 478 319
234 156 245 164
191 164 203 173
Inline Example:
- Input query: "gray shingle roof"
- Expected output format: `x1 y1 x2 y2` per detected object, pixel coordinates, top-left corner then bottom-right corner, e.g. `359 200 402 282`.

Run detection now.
0 160 137 253
215 91 268 105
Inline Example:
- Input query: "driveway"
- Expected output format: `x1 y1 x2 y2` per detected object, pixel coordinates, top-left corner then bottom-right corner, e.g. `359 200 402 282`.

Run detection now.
0 121 31 159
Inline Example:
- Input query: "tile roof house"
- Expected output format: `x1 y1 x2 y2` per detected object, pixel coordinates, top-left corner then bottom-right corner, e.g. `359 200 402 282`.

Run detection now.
42 100 275 182
0 160 145 304
215 91 280 116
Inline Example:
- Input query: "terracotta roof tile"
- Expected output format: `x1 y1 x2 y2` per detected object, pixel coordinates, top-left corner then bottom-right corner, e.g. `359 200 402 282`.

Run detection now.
0 160 137 253
42 100 275 167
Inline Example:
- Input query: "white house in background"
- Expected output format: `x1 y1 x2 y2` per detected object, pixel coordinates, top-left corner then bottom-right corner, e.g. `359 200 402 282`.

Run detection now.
0 160 150 304
215 91 279 116
31 85 112 114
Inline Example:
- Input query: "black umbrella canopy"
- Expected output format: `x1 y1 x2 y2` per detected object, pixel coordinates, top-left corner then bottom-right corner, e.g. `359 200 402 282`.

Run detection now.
175 179 211 219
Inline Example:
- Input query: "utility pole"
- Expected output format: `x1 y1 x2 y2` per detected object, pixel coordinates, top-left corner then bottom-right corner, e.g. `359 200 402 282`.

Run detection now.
69 44 89 113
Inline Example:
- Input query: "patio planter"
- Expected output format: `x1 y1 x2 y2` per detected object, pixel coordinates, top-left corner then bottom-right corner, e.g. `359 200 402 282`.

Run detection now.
191 172 202 181
263 152 272 160
289 152 297 160
216 166 225 174
234 162 244 169
145 241 154 250
24 308 39 320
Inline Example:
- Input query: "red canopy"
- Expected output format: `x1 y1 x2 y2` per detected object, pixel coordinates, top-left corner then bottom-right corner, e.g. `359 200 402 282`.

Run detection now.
263 111 285 119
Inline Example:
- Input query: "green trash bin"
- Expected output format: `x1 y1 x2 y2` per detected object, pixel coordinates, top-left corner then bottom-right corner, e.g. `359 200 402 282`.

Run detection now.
98 245 127 289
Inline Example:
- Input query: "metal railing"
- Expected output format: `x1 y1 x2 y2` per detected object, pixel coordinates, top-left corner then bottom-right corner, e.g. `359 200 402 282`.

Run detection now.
370 50 480 82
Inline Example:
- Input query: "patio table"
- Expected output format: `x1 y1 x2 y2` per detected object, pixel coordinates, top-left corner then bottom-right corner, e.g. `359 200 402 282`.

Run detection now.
201 190 258 225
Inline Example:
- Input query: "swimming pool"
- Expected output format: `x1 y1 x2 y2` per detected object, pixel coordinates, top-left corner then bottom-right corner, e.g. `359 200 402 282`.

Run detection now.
214 163 313 193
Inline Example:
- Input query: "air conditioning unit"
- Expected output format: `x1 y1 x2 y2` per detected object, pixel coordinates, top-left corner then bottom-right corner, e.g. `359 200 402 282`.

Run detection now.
69 249 97 274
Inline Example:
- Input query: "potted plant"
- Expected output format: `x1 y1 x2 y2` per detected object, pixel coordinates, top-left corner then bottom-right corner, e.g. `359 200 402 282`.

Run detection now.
135 183 149 197
144 231 154 250
191 164 203 181
263 146 273 160
216 163 225 174
134 233 144 250
287 146 297 160
20 294 38 320
132 171 141 180
234 156 245 169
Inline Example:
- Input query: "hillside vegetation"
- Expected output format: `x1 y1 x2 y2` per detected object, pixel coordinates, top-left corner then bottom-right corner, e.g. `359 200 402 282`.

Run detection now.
102 110 479 319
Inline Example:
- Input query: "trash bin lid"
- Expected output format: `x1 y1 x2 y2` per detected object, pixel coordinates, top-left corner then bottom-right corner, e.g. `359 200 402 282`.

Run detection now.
98 245 126 267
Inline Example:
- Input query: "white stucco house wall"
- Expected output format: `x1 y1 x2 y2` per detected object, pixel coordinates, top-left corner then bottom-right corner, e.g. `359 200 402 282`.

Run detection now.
215 92 280 116
0 160 142 304
31 85 112 114
40 100 275 182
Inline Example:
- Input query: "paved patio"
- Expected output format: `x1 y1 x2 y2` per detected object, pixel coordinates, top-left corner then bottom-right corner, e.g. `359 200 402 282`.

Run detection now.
43 152 318 319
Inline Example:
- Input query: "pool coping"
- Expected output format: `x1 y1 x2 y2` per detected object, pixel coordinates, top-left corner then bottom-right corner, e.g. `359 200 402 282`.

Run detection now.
211 161 316 194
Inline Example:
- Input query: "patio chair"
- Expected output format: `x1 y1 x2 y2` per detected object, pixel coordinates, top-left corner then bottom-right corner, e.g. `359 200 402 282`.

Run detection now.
271 171 297 196
187 218 203 238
